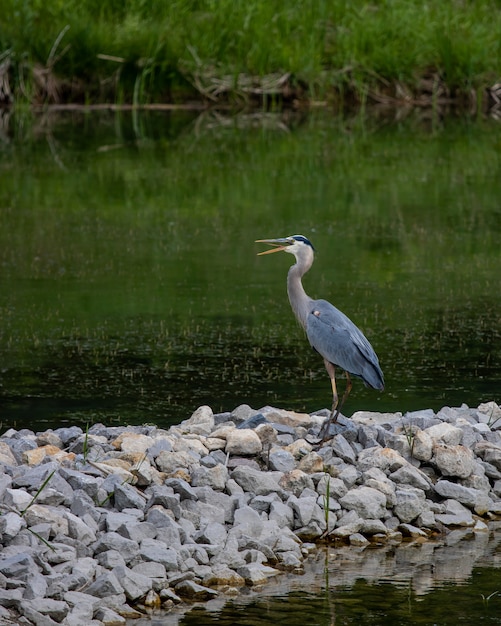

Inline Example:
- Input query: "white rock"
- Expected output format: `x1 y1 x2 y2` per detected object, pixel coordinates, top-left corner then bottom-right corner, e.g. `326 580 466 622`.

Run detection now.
225 430 262 455
180 405 215 436
433 444 475 478
339 486 387 519
426 422 463 446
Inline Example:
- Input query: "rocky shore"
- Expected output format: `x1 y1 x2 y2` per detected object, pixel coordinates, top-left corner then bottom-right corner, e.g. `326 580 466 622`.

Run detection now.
0 401 501 626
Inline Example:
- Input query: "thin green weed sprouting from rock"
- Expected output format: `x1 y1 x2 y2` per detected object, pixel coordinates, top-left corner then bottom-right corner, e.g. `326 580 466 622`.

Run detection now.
481 591 500 607
0 470 57 551
321 473 331 538
94 453 147 507
19 469 57 517
402 422 416 458
82 422 90 462
486 407 501 429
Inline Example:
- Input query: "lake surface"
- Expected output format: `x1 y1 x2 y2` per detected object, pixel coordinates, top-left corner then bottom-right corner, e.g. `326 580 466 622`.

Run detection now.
137 524 501 625
0 107 500 431
1 107 501 625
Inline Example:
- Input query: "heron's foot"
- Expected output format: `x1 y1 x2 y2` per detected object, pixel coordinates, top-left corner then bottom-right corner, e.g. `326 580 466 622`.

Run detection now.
317 408 340 441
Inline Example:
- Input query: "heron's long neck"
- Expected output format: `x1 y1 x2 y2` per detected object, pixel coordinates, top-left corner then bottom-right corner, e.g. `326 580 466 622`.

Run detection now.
287 260 313 329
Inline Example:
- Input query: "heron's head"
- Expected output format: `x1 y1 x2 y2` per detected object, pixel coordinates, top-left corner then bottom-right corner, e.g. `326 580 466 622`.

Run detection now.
255 235 315 258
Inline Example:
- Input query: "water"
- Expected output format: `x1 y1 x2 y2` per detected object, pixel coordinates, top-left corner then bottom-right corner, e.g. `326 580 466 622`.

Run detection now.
0 108 500 431
1 108 501 624
136 524 501 625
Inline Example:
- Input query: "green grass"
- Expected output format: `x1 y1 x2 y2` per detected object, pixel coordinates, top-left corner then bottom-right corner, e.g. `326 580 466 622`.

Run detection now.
1 0 501 105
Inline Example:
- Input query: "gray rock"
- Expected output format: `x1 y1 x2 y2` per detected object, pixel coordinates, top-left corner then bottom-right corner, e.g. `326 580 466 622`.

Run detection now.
435 511 474 527
175 579 219 600
331 434 357 464
231 466 283 496
416 510 437 528
139 538 179 571
331 519 363 538
233 506 264 538
24 598 69 621
191 465 228 491
0 588 23 608
3 487 33 511
317 475 348 500
113 483 147 511
96 550 126 570
20 604 61 626
269 500 294 528
94 606 126 625
360 519 388 535
164 477 197 500
337 465 360 488
0 511 26 540
92 532 140 563
180 405 215 436
393 488 426 523
0 552 37 578
64 511 97 545
85 571 123 598
357 447 407 473
279 469 314 496
145 485 181 518
53 426 83 446
70 490 101 523
288 494 324 528
112 565 152 601
482 447 501 470
24 571 48 600
195 521 228 545
236 563 280 586
64 595 98 626
389 465 432 491
339 486 387 519
249 494 279 514
155 450 199 474
116 520 158 543
434 480 491 514
5 438 38 465
59 469 101 499
131 561 166 581
268 449 296 472
399 523 428 538
104 511 139 532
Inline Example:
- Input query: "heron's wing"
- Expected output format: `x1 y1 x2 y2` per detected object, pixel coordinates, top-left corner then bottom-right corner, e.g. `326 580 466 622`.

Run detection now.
306 299 384 390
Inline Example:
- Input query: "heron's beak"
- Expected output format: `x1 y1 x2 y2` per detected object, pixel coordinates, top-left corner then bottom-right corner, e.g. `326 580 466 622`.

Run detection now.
255 238 290 255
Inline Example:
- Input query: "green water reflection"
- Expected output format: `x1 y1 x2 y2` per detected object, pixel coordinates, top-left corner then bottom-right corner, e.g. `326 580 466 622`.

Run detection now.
152 526 501 626
0 109 500 431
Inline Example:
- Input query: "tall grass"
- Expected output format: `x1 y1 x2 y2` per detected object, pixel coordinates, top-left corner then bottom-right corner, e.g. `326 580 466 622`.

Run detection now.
1 0 501 105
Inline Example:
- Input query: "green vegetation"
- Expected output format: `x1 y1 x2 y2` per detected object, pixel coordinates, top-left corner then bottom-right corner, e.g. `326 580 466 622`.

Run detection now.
1 0 501 106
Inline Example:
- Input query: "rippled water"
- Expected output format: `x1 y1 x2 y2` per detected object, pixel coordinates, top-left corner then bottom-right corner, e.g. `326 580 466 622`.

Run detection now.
131 524 501 625
0 108 500 431
1 107 501 625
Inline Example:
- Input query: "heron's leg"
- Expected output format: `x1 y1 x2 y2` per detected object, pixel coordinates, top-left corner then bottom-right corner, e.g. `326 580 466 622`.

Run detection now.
319 370 354 441
318 360 338 439
337 372 353 415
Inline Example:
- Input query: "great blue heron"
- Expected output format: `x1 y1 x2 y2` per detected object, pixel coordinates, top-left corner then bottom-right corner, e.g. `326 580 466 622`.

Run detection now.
256 234 384 440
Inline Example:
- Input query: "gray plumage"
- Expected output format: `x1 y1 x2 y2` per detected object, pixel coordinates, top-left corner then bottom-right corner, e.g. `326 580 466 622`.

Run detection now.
305 299 384 390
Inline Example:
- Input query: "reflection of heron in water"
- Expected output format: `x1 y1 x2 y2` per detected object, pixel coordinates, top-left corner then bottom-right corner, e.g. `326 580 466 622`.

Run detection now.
256 235 384 440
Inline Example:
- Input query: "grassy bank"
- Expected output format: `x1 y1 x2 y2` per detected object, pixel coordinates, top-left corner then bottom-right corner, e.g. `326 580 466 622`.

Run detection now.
1 0 501 107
